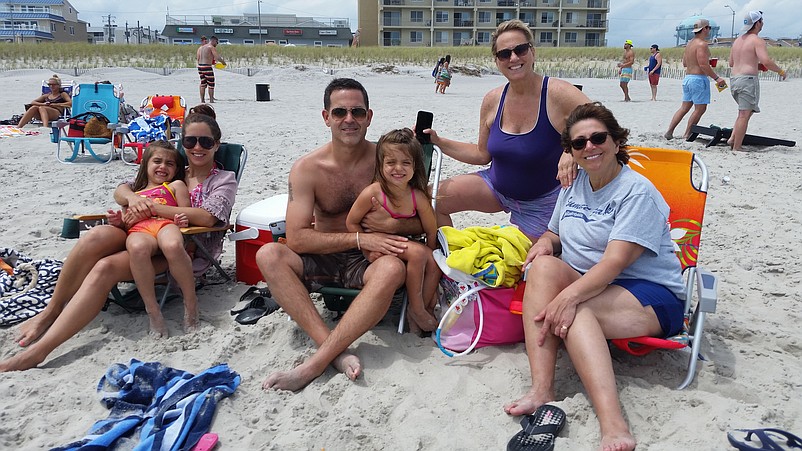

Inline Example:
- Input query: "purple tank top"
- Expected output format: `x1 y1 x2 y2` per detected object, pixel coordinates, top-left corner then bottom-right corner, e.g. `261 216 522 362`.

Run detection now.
486 77 562 200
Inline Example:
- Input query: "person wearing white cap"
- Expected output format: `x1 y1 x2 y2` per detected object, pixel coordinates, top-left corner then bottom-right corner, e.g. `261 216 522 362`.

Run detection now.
727 11 788 151
617 39 635 101
664 18 727 140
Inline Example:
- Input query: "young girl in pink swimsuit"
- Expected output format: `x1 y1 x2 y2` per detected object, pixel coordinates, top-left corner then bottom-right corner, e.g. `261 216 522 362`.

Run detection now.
346 128 441 332
107 140 198 337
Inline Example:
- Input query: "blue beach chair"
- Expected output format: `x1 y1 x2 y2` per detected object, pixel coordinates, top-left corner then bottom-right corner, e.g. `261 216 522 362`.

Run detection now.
54 82 121 164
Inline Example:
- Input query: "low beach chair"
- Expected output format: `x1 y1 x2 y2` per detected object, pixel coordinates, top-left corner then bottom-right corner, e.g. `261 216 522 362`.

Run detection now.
30 79 74 125
610 146 718 390
141 95 187 129
54 82 121 164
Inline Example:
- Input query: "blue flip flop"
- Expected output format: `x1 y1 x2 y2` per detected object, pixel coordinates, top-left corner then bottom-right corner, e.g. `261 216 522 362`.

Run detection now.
507 404 567 451
728 428 802 451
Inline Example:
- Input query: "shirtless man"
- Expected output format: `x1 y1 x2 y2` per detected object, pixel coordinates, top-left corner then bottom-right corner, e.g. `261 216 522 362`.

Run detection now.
728 11 787 151
197 36 225 103
617 40 635 101
256 78 412 391
665 19 726 140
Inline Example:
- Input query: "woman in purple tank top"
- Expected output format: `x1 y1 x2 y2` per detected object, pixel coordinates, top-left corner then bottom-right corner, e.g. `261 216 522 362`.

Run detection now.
420 20 589 241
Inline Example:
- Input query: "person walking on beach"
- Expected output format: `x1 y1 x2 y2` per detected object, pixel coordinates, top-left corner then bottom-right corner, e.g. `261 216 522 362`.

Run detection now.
196 35 208 66
647 44 662 101
255 78 412 391
727 11 788 151
197 36 225 103
664 19 726 140
617 40 634 102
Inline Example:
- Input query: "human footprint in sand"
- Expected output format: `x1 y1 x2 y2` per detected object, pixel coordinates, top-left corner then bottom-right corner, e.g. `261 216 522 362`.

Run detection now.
0 113 236 373
256 78 415 391
346 128 441 333
504 103 686 451
107 140 198 337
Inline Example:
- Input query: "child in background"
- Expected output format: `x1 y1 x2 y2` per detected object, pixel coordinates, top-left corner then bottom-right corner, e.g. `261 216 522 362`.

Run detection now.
346 129 441 332
436 60 452 94
107 140 198 337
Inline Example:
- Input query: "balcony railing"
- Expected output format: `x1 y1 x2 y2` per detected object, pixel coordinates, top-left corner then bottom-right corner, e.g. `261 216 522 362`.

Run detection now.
383 0 405 5
585 19 606 28
454 20 474 27
584 38 602 46
454 0 474 6
383 19 402 26
497 0 516 6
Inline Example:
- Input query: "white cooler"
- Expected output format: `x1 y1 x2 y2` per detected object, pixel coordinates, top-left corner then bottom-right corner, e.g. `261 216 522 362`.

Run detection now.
235 194 287 285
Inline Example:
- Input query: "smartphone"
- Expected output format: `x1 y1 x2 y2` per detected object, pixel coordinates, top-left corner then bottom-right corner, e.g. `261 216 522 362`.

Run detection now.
415 110 434 144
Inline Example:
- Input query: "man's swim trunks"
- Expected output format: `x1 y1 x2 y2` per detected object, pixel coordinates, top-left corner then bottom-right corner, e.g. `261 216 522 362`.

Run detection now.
619 67 633 83
730 75 760 113
681 74 711 105
198 65 215 88
300 250 370 293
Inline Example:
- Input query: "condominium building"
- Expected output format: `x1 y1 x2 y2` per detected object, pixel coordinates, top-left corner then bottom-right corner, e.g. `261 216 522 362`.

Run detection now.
0 0 87 43
357 0 609 47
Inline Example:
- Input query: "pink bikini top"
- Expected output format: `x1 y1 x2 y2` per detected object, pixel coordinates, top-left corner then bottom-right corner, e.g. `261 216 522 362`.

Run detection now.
137 182 178 207
381 190 418 219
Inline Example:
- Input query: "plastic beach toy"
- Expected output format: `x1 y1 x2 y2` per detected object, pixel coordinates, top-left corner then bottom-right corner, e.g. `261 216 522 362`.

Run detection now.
214 62 226 69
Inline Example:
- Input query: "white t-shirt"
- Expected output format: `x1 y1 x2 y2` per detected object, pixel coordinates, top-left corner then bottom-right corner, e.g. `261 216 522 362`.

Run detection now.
548 165 684 297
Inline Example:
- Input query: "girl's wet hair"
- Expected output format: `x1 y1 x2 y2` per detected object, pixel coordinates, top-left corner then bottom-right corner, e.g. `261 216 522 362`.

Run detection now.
131 140 186 191
374 128 431 202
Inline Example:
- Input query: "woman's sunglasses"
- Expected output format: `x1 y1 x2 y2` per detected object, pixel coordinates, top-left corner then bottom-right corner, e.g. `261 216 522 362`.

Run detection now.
495 42 532 61
330 107 368 119
182 135 216 150
570 132 609 150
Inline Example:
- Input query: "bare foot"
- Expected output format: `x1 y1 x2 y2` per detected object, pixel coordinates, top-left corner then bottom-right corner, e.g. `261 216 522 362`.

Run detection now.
407 315 423 336
147 312 169 338
408 306 438 332
332 351 362 381
0 347 47 372
503 390 554 416
600 431 637 451
262 360 322 392
183 298 200 332
663 132 673 140
16 311 58 347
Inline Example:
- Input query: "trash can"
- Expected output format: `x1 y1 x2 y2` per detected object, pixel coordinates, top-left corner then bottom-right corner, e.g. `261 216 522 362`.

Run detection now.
256 83 271 101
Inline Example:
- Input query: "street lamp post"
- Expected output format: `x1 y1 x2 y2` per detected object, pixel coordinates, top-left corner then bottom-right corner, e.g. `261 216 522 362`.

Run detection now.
724 4 735 39
257 1 262 45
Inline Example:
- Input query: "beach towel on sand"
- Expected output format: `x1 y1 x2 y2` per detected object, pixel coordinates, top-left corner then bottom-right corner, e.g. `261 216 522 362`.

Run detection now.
52 359 240 451
0 248 62 326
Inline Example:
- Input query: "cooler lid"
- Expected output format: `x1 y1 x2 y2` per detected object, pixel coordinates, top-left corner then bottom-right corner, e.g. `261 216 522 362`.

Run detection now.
237 194 288 228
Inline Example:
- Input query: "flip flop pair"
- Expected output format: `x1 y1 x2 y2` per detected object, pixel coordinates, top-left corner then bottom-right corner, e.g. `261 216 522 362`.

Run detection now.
507 404 566 451
728 428 802 451
231 286 280 325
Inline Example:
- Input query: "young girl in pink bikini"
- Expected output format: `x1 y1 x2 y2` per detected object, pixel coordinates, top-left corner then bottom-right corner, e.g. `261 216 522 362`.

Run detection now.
347 128 441 332
107 140 198 337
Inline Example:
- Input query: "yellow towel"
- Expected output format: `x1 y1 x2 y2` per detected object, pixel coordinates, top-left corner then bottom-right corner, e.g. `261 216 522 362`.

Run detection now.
440 225 531 287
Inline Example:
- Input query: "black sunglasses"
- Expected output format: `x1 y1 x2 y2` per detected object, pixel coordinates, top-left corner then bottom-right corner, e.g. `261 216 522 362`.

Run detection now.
495 42 532 61
330 107 368 119
570 131 609 150
182 135 216 150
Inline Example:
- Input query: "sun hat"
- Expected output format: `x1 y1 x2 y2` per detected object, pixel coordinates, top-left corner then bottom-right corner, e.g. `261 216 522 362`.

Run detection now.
741 10 763 34
692 18 710 33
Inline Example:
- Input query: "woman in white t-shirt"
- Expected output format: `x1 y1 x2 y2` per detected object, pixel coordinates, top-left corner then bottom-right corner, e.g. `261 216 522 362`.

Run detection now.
504 102 684 451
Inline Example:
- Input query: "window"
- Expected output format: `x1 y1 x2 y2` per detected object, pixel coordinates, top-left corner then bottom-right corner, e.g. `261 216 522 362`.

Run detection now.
410 31 422 43
411 11 423 23
69 26 74 35
243 39 254 45
314 41 323 47
564 32 577 43
478 11 491 23
172 38 193 44
383 31 401 46
540 12 555 24
519 13 534 23
51 23 57 32
585 32 601 46
567 0 580 3
435 31 449 43
477 31 491 44
565 12 575 24
219 39 230 44
586 13 603 28
539 31 553 44
383 11 401 26
435 11 449 23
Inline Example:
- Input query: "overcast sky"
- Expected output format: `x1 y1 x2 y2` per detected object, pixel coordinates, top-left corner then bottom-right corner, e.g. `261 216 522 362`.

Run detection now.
73 0 799 47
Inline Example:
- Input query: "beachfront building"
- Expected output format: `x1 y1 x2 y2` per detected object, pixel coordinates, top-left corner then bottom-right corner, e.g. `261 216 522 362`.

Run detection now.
357 0 609 47
87 24 160 45
160 13 352 47
0 0 87 43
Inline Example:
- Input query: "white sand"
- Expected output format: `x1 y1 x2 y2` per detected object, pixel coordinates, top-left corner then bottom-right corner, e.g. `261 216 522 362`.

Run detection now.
1 66 801 449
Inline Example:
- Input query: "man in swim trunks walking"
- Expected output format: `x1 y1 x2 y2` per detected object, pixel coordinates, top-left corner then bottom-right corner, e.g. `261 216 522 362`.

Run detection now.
617 39 634 101
197 36 225 103
727 11 788 151
665 19 726 140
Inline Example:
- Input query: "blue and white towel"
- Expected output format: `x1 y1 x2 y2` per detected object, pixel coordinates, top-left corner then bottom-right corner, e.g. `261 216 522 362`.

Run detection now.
0 248 62 326
128 115 168 143
52 359 240 451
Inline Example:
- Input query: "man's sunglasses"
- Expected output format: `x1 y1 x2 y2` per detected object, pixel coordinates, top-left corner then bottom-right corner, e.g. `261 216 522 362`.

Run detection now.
570 131 609 150
495 42 532 61
182 135 216 150
330 107 368 119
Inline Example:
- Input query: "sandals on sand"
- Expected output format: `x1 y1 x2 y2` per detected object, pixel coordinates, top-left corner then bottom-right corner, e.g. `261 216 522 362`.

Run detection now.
232 286 280 325
728 428 802 451
507 404 566 451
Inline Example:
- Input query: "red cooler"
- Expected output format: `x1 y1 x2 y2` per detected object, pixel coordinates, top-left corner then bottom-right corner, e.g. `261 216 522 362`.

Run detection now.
235 194 288 284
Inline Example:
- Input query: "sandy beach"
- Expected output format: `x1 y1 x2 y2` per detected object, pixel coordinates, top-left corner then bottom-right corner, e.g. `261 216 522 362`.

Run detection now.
1 65 801 450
